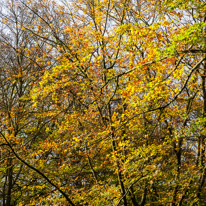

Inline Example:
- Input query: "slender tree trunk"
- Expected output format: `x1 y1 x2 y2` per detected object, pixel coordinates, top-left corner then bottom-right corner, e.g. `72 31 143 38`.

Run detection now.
112 139 128 206
6 157 13 206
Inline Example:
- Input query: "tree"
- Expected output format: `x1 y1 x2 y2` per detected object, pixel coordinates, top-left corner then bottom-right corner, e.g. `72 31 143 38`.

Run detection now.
0 0 205 205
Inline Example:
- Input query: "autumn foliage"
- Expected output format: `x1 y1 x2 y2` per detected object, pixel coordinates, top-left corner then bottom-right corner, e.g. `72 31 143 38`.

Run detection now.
0 0 206 205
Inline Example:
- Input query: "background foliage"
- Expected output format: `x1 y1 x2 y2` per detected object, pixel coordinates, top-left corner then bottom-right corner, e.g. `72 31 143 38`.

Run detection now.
0 0 205 205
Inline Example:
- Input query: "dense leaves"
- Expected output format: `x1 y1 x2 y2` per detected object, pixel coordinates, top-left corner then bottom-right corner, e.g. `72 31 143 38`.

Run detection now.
0 0 205 205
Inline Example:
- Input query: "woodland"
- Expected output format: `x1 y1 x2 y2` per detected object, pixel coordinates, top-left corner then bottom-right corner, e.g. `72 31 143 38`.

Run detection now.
0 0 205 205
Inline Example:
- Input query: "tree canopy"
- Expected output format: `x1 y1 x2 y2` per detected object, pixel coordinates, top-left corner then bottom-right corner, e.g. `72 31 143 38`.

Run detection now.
0 0 205 205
